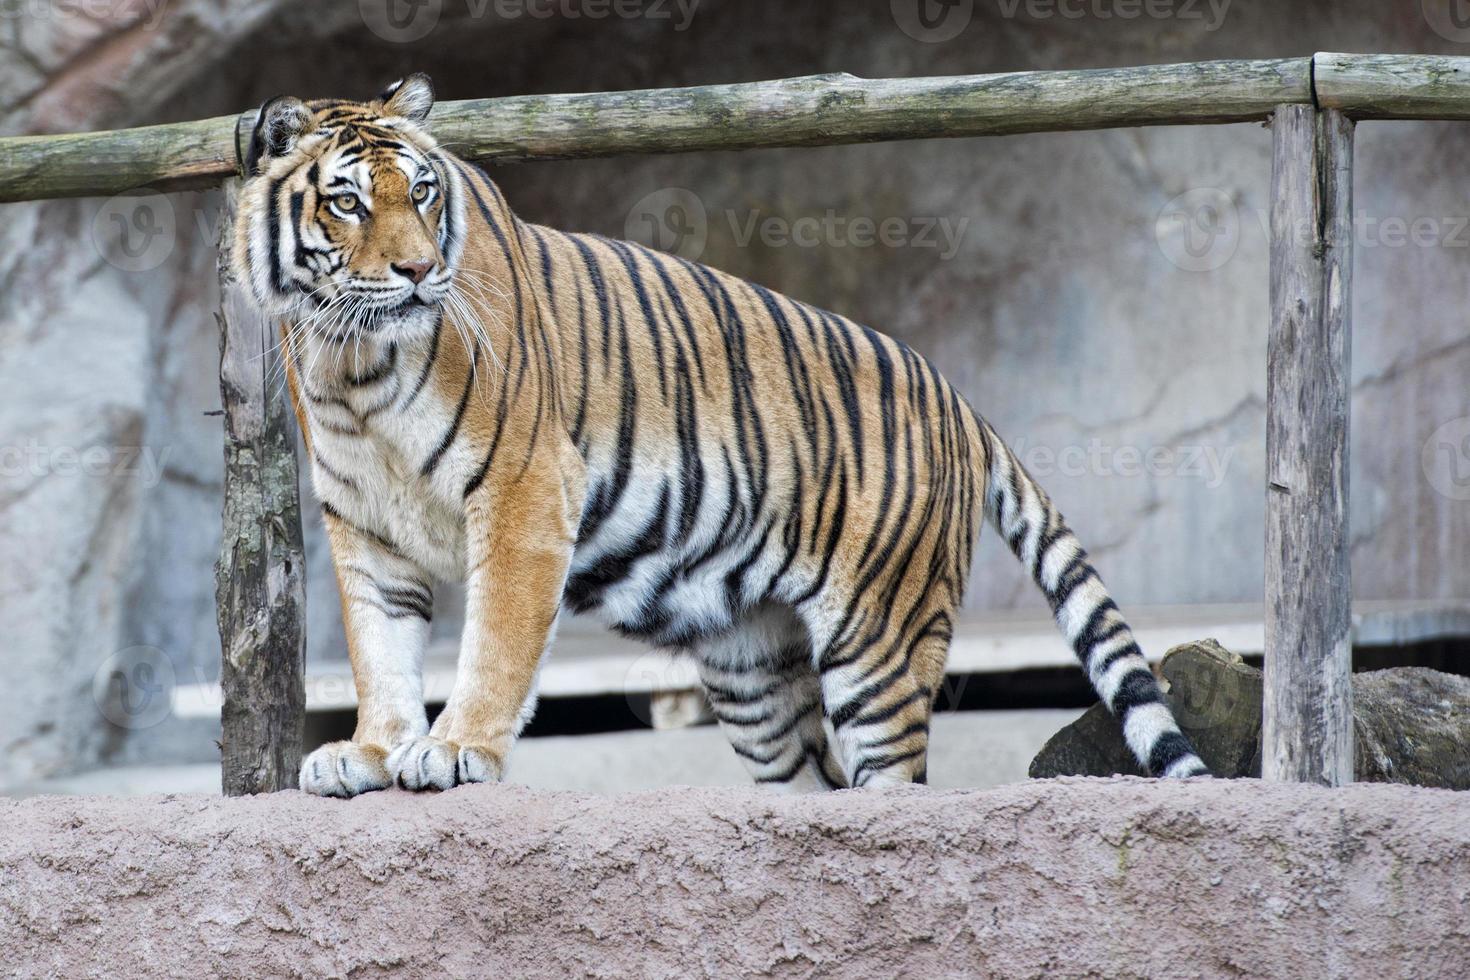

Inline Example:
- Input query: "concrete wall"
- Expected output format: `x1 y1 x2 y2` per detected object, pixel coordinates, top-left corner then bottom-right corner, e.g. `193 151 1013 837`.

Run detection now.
4 0 1470 784
2 779 1467 977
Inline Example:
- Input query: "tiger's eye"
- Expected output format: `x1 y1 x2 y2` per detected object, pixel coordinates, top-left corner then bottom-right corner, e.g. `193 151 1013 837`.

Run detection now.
411 182 431 203
333 192 360 213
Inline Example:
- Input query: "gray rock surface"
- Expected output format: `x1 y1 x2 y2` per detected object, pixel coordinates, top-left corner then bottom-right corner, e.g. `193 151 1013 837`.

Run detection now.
1030 640 1470 788
1355 668 1470 789
1 779 1467 978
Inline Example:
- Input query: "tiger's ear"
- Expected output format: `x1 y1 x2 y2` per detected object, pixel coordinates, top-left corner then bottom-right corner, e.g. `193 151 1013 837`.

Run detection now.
378 73 435 123
245 95 313 176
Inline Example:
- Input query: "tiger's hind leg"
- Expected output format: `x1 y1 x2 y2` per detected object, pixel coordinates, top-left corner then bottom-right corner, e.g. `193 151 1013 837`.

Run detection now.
695 605 846 792
807 599 953 789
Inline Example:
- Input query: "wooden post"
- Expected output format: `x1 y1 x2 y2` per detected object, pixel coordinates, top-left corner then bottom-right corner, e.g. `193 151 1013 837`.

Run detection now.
214 181 307 795
1264 105 1355 786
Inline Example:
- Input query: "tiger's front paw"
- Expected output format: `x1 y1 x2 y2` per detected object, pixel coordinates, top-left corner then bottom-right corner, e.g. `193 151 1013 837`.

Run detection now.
455 744 503 785
386 736 504 791
300 741 392 798
387 736 458 791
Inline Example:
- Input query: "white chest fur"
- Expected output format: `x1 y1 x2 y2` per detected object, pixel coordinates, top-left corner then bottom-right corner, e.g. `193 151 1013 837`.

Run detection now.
298 333 468 582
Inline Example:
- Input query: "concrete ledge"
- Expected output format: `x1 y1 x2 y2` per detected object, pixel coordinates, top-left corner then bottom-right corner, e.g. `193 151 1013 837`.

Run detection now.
2 780 1467 978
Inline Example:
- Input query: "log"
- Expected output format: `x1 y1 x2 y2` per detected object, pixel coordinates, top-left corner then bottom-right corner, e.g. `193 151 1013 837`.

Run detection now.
1030 640 1470 790
403 58 1312 160
0 116 239 203
1263 105 1355 786
1315 52 1470 120
213 182 307 795
15 54 1470 204
0 58 1312 203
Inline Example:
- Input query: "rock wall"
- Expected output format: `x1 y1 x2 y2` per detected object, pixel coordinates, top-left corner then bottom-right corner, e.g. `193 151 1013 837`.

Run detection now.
0 0 293 786
5 0 1470 785
2 779 1467 978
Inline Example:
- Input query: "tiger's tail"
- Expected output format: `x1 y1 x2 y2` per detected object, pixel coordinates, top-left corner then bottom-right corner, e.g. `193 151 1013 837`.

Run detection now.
975 417 1210 778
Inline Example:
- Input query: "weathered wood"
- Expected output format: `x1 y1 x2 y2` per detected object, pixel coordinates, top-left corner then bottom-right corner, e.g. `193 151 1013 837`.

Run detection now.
0 58 1312 203
214 182 307 796
1315 52 1470 120
1263 105 1355 787
0 115 240 202
19 54 1470 205
405 58 1312 160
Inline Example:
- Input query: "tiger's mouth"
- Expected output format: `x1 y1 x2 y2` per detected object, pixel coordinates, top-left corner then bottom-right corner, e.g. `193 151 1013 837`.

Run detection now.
298 281 448 339
384 295 429 315
359 290 430 315
356 292 445 333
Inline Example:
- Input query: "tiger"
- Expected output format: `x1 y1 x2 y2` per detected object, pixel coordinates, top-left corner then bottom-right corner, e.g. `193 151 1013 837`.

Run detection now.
232 73 1210 797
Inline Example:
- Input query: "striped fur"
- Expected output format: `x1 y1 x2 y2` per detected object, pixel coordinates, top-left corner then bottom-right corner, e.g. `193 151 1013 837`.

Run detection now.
233 76 1209 797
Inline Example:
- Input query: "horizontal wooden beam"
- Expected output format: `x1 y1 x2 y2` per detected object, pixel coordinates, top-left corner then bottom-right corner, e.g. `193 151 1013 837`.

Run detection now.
413 58 1312 161
1314 52 1470 120
0 115 240 203
1 58 1311 203
12 53 1470 205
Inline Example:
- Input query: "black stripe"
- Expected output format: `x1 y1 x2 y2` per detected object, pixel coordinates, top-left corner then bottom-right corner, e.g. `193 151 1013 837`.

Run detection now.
312 452 358 491
846 686 930 731
1048 559 1097 616
826 654 914 729
607 240 669 400
853 746 925 784
401 312 444 409
266 174 287 293
710 703 777 728
816 312 865 486
1109 668 1163 715
377 584 433 620
862 719 929 750
456 163 523 498
702 676 784 705
1094 642 1143 678
320 501 401 555
563 482 670 613
420 345 477 477
574 292 639 546
1147 731 1196 776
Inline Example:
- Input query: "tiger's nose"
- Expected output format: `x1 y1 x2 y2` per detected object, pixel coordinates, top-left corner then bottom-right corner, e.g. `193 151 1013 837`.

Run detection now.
392 259 434 285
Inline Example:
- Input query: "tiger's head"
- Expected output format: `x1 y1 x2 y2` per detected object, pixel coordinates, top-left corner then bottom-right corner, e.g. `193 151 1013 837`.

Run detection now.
233 74 465 340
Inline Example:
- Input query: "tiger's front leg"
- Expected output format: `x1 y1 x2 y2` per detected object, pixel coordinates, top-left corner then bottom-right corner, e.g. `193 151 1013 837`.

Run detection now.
390 459 584 791
300 512 435 798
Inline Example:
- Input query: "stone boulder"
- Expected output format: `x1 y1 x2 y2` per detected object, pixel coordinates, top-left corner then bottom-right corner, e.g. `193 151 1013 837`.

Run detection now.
1029 639 1470 789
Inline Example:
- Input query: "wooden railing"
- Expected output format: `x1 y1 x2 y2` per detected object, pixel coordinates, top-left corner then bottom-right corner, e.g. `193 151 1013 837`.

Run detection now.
3 52 1462 792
